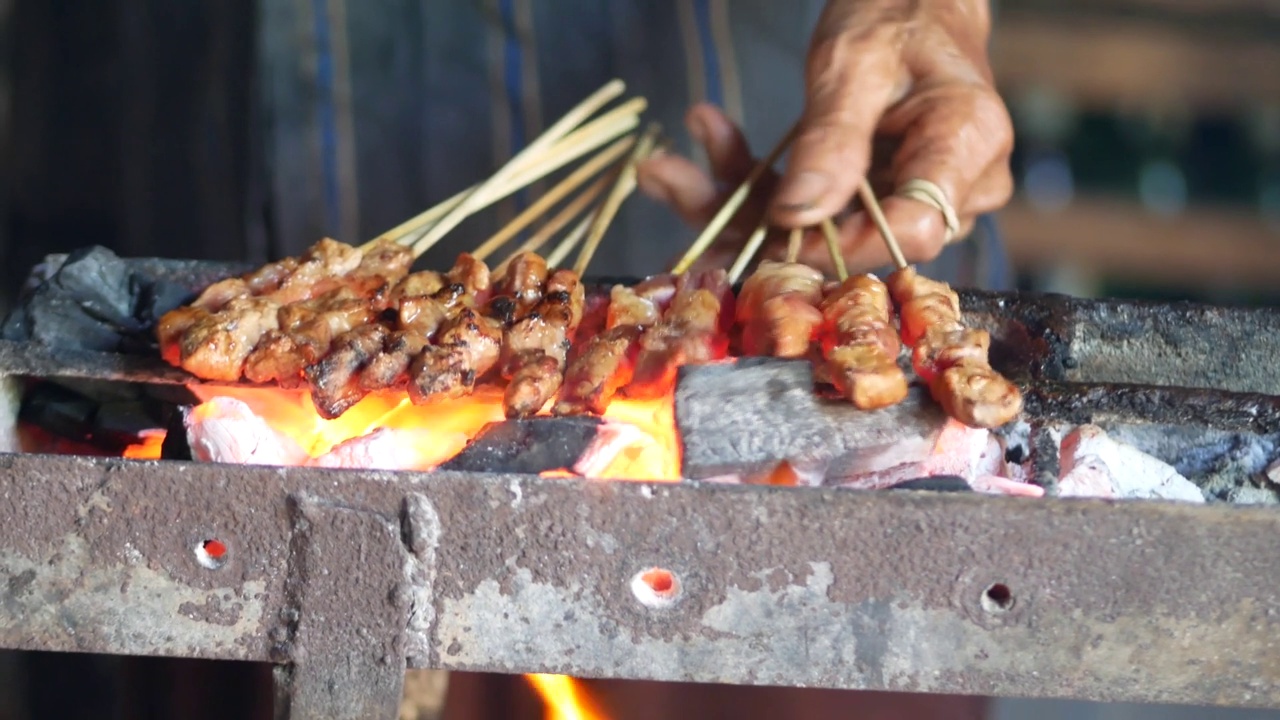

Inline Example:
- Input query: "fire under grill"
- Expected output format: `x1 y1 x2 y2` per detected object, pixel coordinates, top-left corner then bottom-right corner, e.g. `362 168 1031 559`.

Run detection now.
2 249 1280 718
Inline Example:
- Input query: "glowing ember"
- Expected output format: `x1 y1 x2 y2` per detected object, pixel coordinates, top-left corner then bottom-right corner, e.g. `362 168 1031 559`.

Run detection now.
122 429 166 460
526 674 605 720
184 386 682 481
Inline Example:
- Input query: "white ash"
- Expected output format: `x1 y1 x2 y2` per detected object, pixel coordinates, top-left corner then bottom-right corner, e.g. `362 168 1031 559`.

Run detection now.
1057 424 1204 503
572 421 650 478
184 397 309 467
309 427 467 472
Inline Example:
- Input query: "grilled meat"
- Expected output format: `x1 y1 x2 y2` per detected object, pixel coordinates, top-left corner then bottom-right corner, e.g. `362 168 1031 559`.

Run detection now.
737 261 825 358
818 274 909 410
496 252 548 315
305 323 389 419
501 269 586 417
178 296 281 382
626 270 732 399
887 266 1022 428
408 307 506 404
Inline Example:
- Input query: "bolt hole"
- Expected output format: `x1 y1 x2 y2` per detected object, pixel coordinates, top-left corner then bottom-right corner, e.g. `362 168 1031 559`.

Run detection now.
981 583 1014 613
631 567 681 609
194 538 228 570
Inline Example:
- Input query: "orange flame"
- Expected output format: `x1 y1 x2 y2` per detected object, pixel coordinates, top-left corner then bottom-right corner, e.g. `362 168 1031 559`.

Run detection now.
526 674 606 720
122 429 166 460
179 386 682 481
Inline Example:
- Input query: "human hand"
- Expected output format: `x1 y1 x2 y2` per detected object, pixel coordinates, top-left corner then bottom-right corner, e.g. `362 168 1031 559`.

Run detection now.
638 0 1014 275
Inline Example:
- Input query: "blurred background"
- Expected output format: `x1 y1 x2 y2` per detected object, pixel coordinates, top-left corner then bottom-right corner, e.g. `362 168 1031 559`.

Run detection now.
0 0 1278 718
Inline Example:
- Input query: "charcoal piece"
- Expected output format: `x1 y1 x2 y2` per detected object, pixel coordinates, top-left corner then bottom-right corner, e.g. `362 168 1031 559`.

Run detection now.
675 357 949 483
19 383 98 442
160 408 193 461
14 286 125 351
94 400 164 442
50 246 139 329
441 416 603 475
888 476 972 493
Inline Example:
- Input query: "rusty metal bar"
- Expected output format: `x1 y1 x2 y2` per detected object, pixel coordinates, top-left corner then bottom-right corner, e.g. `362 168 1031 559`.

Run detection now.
0 452 1278 715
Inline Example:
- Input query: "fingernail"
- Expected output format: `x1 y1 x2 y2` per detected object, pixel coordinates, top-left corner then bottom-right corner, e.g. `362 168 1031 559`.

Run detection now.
773 172 830 211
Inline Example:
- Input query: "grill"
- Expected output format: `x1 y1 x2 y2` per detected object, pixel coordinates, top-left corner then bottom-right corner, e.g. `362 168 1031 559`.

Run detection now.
2 250 1279 719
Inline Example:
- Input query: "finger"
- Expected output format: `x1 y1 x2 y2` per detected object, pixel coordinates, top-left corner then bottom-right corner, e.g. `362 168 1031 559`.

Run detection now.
685 103 755 187
785 164 996 276
881 81 1014 220
770 18 908 227
636 153 720 228
958 156 1014 217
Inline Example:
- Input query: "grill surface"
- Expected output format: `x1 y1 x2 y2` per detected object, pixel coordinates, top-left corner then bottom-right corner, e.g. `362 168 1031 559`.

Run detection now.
2 254 1280 718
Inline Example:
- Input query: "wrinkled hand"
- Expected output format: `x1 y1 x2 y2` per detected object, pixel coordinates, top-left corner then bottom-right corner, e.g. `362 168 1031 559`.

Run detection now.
637 0 1014 275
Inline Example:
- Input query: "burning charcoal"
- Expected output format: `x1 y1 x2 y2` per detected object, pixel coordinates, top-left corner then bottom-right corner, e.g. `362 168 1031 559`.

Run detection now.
675 357 951 483
94 399 166 447
441 416 603 475
18 382 98 442
184 397 310 467
161 408 192 461
1057 424 1205 502
309 427 469 472
889 476 971 492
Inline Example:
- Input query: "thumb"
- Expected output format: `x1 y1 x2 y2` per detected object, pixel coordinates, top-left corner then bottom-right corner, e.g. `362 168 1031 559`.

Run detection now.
770 27 905 228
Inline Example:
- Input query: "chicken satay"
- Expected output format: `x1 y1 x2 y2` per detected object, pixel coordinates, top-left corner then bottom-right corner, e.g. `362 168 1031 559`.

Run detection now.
156 277 253 365
408 307 506 405
502 270 586 417
242 256 300 294
304 323 389 419
356 255 493 392
495 252 548 316
243 289 379 385
887 266 1022 428
818 274 909 410
351 238 414 283
737 261 825 358
269 238 366 305
626 270 733 399
553 283 667 416
177 296 281 382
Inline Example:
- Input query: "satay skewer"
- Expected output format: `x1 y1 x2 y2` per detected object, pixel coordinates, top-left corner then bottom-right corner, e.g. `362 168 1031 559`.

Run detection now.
361 97 645 252
572 124 662 276
493 173 614 277
727 223 768 284
471 134 638 262
857 182 908 270
671 122 800 275
820 218 849 281
545 210 595 269
785 227 803 263
408 80 630 257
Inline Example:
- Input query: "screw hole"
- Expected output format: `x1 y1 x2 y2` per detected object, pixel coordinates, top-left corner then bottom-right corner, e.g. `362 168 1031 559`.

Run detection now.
195 538 228 570
981 583 1014 613
631 567 681 609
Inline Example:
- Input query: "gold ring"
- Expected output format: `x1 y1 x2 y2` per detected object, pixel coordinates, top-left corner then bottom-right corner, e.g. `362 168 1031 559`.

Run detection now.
896 179 961 244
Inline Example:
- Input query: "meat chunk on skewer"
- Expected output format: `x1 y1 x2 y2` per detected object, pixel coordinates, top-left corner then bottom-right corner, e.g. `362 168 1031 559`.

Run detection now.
496 252 548 316
351 238 414 283
305 323 389 419
243 287 380 386
626 270 733 399
178 296 281 382
502 269 586 417
887 266 1023 428
737 261 825 358
408 308 506 404
553 280 673 416
818 274 909 410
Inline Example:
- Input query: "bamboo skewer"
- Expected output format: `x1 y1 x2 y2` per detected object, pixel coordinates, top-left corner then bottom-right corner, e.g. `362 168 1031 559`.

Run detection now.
572 124 661 276
670 122 800 275
727 223 768 285
470 134 638 262
408 79 628 258
820 218 849 280
361 98 645 252
545 210 597 269
785 227 803 263
856 181 908 270
494 172 615 276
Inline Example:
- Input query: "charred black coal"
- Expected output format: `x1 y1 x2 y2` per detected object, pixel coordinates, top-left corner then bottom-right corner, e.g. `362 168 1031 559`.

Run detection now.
441 416 603 475
2 246 249 356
